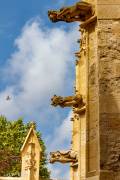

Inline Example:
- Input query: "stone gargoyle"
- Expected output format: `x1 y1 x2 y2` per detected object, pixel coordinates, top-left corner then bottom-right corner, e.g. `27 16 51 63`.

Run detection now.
48 1 94 23
50 150 78 164
51 94 85 109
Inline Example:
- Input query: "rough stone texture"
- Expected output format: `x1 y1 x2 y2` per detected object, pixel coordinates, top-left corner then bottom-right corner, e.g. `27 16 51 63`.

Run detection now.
98 20 120 179
76 1 120 180
97 0 120 19
83 19 99 178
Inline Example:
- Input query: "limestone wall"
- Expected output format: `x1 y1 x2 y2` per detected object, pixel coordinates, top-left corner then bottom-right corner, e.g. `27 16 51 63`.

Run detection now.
98 19 120 175
86 21 99 177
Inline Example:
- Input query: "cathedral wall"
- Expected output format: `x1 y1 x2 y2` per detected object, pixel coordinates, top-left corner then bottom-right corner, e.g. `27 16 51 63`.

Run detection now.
98 19 120 178
86 22 99 178
74 27 88 179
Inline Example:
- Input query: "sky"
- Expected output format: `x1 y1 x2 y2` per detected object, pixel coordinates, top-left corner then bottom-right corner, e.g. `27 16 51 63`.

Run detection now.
0 0 79 179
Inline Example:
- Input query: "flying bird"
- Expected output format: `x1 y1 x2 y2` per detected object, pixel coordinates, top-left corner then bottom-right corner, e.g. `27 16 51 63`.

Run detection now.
6 96 11 101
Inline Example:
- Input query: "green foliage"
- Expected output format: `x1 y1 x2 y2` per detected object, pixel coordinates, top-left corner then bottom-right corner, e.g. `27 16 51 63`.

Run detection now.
0 115 50 178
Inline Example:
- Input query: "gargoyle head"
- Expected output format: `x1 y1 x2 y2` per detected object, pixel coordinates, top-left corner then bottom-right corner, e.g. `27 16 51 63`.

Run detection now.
48 10 58 22
50 151 60 163
51 95 63 106
50 150 78 164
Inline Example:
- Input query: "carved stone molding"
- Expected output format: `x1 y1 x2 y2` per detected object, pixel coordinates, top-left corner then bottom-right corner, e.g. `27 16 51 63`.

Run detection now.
25 152 36 171
50 150 78 164
74 113 80 120
80 15 97 28
70 112 80 121
24 143 36 171
80 28 87 54
73 106 86 114
75 28 87 57
51 94 85 108
70 162 78 167
75 51 81 58
48 1 94 23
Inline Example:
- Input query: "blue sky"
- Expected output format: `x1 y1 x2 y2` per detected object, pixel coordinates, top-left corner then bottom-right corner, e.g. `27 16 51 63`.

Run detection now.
0 0 79 179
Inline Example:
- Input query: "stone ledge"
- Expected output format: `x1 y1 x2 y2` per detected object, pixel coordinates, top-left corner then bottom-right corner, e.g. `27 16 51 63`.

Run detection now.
98 5 120 19
98 0 120 4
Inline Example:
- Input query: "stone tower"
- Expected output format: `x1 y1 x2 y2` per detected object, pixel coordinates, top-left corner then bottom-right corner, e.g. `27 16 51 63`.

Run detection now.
48 1 120 180
21 125 41 180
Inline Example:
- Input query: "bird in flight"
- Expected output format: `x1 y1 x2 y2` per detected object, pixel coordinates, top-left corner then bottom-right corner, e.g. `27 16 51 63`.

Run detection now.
6 96 11 101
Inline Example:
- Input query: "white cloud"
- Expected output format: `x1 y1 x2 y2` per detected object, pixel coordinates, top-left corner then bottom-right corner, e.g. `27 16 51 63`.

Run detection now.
48 163 70 180
0 17 79 179
48 111 72 151
0 18 79 120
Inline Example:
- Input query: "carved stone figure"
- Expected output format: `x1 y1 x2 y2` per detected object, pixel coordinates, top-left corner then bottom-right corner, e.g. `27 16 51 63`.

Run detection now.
80 28 87 53
73 106 86 114
75 51 81 58
51 94 85 108
50 150 78 164
25 151 36 171
48 1 94 23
